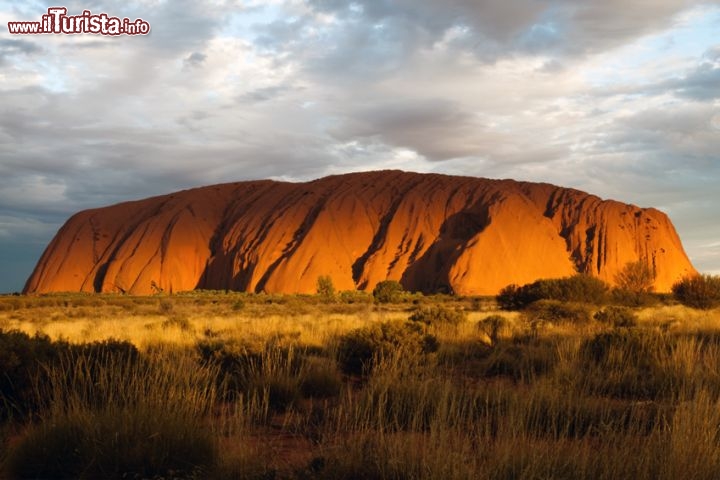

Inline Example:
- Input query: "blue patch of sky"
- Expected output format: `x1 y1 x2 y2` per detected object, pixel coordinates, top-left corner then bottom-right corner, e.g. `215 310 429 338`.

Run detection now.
4 0 48 18
519 6 566 53
585 5 720 89
218 3 286 41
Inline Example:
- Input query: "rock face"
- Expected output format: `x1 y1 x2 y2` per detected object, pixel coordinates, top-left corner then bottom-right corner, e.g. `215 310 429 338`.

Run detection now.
24 171 697 295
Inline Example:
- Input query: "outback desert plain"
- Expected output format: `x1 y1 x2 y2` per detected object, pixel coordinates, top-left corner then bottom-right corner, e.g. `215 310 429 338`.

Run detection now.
2 170 720 479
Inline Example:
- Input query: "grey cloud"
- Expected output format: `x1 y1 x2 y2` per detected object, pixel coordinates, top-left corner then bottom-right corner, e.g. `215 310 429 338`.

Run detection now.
0 38 43 67
236 85 293 104
269 0 705 76
328 97 571 166
184 51 207 69
665 63 720 101
0 38 42 55
537 59 566 73
329 99 487 161
609 105 720 164
560 0 687 53
309 0 545 43
59 40 112 50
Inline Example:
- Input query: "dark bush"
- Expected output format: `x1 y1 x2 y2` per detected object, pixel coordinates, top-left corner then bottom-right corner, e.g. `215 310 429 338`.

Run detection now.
197 340 258 397
196 340 309 412
672 274 720 310
262 376 301 412
336 321 438 375
408 306 466 327
55 340 142 412
0 331 69 420
372 280 404 304
496 284 525 310
594 306 638 328
299 363 343 399
5 407 215 480
497 275 608 310
610 288 660 307
477 315 512 345
482 341 559 381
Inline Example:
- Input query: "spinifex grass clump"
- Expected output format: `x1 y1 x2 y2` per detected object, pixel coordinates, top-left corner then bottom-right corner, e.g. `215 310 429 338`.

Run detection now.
336 321 439 375
480 336 560 381
0 331 138 422
594 306 638 328
523 300 593 326
578 329 682 400
198 338 342 419
4 349 218 480
408 305 467 327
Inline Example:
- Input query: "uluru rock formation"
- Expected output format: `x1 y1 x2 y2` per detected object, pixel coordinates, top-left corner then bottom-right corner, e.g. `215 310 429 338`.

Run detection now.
24 171 697 295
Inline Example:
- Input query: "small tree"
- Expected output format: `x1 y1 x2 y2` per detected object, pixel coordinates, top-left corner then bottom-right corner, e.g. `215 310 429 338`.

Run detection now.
316 275 336 301
372 280 404 304
615 261 655 294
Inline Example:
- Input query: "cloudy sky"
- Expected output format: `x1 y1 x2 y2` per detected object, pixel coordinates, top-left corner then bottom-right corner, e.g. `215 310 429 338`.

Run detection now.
1 0 719 293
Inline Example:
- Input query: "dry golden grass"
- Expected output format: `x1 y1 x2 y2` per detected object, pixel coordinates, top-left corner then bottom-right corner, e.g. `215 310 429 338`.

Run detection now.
3 292 720 479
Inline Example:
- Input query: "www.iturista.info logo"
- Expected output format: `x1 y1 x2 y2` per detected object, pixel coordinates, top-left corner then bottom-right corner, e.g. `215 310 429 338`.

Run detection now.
7 7 150 35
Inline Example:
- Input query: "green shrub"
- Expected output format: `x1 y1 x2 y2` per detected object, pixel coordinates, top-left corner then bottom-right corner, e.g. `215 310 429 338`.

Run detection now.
336 321 438 375
672 274 720 310
615 260 655 294
610 287 659 307
498 275 608 310
338 290 373 304
523 300 593 325
372 280 404 304
316 275 336 302
594 306 638 328
408 306 466 327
